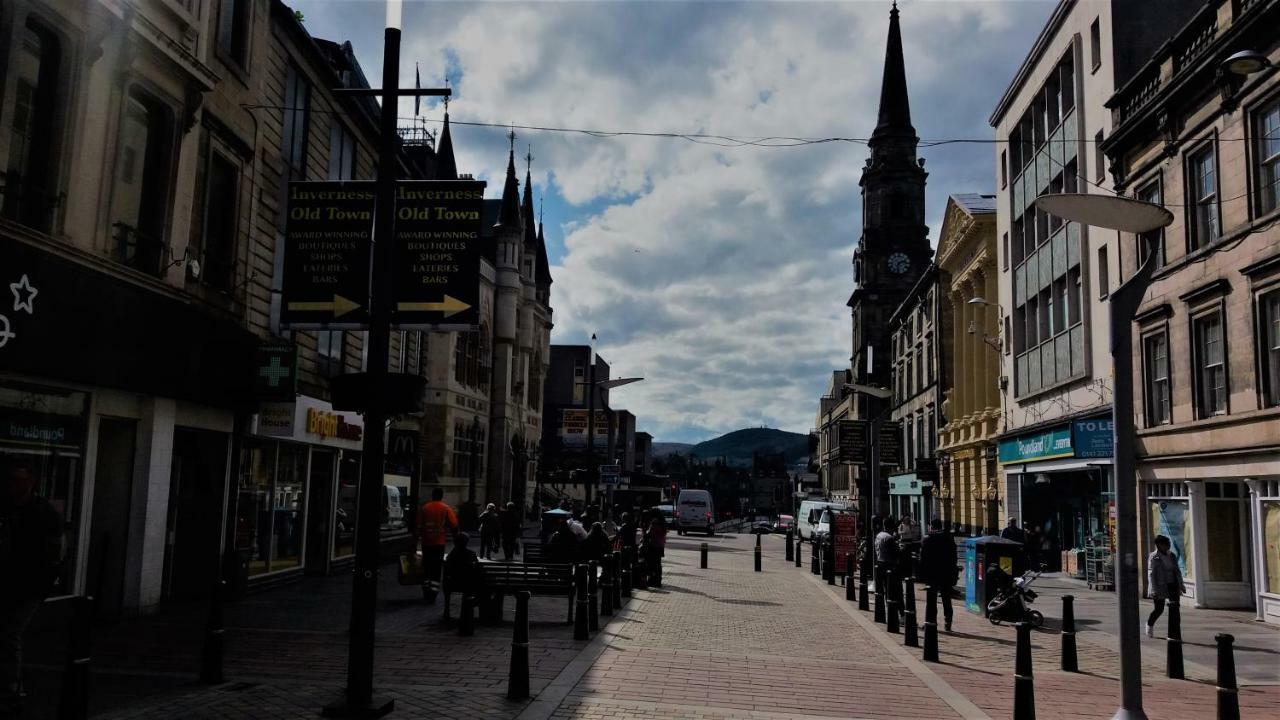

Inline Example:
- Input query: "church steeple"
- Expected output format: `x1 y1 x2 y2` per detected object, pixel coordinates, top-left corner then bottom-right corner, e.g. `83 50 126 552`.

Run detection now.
435 111 457 180
496 131 521 229
871 2 915 144
522 148 538 251
536 200 552 287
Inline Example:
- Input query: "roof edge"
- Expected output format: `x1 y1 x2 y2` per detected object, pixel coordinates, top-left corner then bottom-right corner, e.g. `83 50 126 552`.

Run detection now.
988 0 1075 127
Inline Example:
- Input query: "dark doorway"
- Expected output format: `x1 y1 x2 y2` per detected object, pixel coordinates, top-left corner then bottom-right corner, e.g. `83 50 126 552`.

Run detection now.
163 428 229 601
1016 470 1105 572
87 418 137 621
305 449 335 575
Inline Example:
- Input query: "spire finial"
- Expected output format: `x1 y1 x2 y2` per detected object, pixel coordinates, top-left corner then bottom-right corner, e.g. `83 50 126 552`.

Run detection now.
539 197 544 225
526 145 533 175
443 75 450 114
508 127 516 152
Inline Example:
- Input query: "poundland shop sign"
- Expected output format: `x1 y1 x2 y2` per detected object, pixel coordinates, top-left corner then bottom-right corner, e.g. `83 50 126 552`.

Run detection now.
998 417 1114 464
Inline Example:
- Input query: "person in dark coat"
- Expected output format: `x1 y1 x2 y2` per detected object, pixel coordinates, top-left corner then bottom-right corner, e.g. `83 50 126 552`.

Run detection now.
500 502 522 560
478 503 501 559
1 460 63 704
546 520 578 564
919 518 958 631
582 523 613 563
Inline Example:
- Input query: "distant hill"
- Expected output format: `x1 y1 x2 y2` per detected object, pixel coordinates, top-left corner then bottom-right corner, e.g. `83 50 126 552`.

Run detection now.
687 428 809 467
651 442 695 458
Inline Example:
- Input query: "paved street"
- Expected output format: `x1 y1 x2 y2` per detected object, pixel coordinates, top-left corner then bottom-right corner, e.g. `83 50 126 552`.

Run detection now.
15 530 1273 719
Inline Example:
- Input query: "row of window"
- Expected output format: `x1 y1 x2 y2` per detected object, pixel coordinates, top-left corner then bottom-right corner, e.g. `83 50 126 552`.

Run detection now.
1142 289 1280 426
899 406 936 472
450 421 487 480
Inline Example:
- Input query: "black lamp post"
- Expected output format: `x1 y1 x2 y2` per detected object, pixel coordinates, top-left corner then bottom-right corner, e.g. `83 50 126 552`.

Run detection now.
467 416 482 506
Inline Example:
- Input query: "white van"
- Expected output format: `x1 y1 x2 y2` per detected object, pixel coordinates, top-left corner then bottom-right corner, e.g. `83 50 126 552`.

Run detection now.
797 500 847 542
675 489 715 535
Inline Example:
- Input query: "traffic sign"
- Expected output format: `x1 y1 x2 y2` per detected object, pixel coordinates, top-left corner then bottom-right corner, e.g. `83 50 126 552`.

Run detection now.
280 182 375 327
599 464 622 485
391 180 487 328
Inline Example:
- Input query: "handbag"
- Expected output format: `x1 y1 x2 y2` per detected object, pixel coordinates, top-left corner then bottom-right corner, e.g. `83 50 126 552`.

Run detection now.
398 550 424 586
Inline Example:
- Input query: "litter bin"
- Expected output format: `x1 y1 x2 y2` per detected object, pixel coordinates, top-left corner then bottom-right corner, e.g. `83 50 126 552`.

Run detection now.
963 535 1026 615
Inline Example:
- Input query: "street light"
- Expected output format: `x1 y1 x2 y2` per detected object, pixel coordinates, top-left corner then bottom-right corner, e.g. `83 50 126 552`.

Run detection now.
967 297 1004 352
1034 192 1173 720
1221 49 1271 76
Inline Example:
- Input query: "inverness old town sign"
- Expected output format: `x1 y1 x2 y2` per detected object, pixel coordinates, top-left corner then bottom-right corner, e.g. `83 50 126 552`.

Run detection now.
280 179 487 330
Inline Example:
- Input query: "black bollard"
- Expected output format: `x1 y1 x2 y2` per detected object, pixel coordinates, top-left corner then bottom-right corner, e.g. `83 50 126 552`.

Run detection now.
922 586 939 662
873 563 886 623
1216 633 1239 720
701 542 709 569
825 544 833 584
588 560 600 632
601 557 614 616
886 568 900 634
611 552 623 608
756 532 762 549
811 540 820 575
1061 594 1078 673
200 580 226 684
845 554 856 602
620 548 633 598
903 577 918 648
785 530 794 562
754 543 762 573
58 595 92 720
858 564 870 612
459 594 475 637
794 535 803 568
507 591 531 700
1167 600 1184 680
573 564 590 640
1013 621 1035 720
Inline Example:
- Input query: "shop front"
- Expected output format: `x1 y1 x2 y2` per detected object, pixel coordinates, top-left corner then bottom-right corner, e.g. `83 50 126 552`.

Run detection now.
237 396 365 580
999 414 1114 575
888 473 930 527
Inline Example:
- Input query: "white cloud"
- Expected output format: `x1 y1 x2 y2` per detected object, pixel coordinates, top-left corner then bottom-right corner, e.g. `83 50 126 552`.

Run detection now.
298 0 1055 442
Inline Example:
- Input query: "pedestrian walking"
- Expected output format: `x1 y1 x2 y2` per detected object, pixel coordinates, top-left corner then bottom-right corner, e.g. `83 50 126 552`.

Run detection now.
1146 534 1185 638
618 513 638 551
500 501 522 560
1000 517 1027 543
479 503 501 559
1 460 64 708
417 487 459 603
919 518 958 631
874 520 899 566
643 516 668 587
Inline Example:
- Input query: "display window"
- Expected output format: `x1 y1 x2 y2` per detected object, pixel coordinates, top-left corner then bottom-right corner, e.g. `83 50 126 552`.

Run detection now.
235 439 309 576
1147 498 1194 580
1263 500 1280 596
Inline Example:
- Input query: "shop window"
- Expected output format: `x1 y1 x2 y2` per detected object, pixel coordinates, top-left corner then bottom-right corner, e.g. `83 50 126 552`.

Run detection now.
317 330 344 378
1206 497 1244 582
1261 289 1280 408
1186 143 1219 251
2 19 63 233
1192 310 1228 417
1256 99 1280 216
217 0 252 70
236 441 308 576
1143 330 1172 426
190 137 240 291
111 89 175 275
333 451 360 559
1263 501 1280 595
1147 499 1193 580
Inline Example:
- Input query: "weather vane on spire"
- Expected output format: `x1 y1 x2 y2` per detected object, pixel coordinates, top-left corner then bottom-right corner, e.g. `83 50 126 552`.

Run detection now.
442 75 450 114
508 127 516 152
526 145 533 174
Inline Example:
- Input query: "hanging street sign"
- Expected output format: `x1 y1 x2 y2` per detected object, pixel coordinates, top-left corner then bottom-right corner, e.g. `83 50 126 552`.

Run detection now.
878 420 903 467
838 419 867 464
391 179 487 329
280 182 375 328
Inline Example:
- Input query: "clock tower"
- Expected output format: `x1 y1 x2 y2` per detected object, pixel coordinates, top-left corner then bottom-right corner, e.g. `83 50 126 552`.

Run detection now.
849 2 931 388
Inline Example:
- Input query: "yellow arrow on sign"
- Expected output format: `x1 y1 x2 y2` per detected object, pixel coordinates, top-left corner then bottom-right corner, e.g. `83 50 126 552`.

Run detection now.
396 295 471 318
287 294 362 318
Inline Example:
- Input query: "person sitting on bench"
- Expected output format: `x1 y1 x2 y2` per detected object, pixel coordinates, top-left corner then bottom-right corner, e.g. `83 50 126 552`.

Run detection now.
442 532 482 618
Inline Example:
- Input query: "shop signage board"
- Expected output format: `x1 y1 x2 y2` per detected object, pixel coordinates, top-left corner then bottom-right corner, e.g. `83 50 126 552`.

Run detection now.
878 421 902 467
998 423 1074 464
832 513 858 573
889 473 922 496
391 180 487 329
1072 418 1114 458
254 396 365 451
0 407 84 449
280 182 376 328
253 341 298 402
838 419 867 464
560 409 610 448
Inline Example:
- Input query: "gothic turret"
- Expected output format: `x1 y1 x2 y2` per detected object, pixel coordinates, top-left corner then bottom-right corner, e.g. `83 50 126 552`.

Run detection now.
496 141 522 231
535 214 552 290
521 155 538 253
435 112 457 180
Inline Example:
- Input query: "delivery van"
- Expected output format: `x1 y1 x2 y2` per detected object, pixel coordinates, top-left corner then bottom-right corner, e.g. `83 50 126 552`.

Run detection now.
675 489 715 535
797 500 848 542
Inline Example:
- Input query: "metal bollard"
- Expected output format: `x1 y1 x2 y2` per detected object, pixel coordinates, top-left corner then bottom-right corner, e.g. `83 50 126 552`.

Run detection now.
701 542 709 569
756 532 762 549
825 544 834 585
507 591 531 700
611 552 623 608
1061 595 1078 673
573 564 590 641
620 548 633 598
845 554 856 602
1013 621 1035 720
1216 633 1239 720
1167 600 1184 680
200 580 226 684
858 564 870 612
794 535 802 568
922 586 939 662
754 543 762 572
601 557 614 616
785 530 794 562
459 594 475 637
58 595 92 720
811 540 820 575
886 568 900 634
903 577 918 648
873 563 886 624
588 560 600 632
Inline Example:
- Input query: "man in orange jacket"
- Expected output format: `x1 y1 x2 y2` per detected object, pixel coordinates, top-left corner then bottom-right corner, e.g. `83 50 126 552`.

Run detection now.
417 487 458 603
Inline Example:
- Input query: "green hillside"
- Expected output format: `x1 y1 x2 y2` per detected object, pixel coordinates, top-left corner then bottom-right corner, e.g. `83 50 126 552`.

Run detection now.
688 428 808 467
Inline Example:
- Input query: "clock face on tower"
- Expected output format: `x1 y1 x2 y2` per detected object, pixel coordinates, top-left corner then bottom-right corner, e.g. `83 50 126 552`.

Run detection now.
888 252 911 275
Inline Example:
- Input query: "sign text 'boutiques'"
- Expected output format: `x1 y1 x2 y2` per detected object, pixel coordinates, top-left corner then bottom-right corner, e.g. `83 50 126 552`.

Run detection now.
392 180 486 328
280 182 376 327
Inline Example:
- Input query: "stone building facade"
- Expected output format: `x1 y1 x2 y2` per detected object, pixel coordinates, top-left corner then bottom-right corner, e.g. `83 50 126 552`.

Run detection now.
934 194 999 534
815 369 854 505
1102 0 1280 619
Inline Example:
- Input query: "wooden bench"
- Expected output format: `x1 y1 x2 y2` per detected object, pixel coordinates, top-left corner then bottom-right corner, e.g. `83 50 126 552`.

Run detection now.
443 561 577 623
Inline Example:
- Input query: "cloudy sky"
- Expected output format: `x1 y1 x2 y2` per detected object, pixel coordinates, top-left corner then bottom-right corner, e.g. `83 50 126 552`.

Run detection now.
297 0 1055 443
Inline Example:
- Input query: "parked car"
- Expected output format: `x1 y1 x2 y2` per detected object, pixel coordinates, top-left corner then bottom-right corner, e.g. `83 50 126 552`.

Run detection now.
796 500 847 542
675 489 715 535
653 504 675 528
751 520 774 534
773 514 795 534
